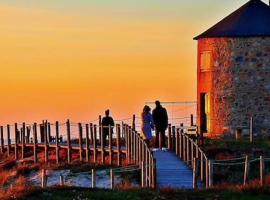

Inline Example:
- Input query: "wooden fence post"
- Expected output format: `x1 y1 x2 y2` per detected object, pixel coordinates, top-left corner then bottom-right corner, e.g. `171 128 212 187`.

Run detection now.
99 115 102 145
180 123 183 159
55 121 59 164
168 124 172 150
44 121 48 163
109 125 113 165
176 128 180 156
14 123 18 160
7 125 11 156
100 125 105 164
59 174 64 186
0 126 4 153
132 114 136 131
22 123 26 159
250 117 253 144
91 169 96 188
200 151 204 182
172 125 175 151
93 125 97 163
260 155 265 186
141 161 145 188
78 123 83 162
47 122 51 143
110 169 114 189
90 123 94 145
66 120 71 164
205 158 209 188
33 123 38 163
85 124 90 162
116 124 121 166
41 169 47 188
187 136 190 165
243 155 249 186
191 114 194 127
193 158 198 189
208 160 213 187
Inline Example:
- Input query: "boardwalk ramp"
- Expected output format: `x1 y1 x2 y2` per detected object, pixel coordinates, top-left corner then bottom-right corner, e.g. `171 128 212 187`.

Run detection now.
153 149 196 189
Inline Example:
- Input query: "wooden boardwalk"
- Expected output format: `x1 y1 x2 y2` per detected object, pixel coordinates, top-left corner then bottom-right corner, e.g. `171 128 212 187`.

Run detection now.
154 149 201 189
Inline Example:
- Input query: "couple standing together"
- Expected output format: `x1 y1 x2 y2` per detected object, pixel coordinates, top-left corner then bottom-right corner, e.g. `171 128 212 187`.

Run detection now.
141 101 168 148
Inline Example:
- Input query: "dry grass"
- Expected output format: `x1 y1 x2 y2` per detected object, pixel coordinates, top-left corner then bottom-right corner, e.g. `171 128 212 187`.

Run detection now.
0 176 29 200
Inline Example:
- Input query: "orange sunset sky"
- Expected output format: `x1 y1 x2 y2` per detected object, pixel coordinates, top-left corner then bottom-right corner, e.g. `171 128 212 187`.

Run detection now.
0 0 266 123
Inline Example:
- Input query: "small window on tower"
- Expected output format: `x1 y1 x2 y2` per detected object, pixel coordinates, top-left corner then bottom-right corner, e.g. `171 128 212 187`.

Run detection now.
200 51 212 71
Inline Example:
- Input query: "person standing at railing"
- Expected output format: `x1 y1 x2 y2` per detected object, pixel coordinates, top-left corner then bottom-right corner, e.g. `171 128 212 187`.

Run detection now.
141 105 154 147
152 100 168 149
101 109 115 147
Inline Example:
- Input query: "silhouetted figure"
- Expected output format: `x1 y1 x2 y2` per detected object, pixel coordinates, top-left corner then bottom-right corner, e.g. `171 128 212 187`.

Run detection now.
152 101 168 148
141 105 154 146
101 109 115 147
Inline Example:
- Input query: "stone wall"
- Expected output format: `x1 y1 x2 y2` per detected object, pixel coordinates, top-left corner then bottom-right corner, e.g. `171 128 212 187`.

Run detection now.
197 37 270 136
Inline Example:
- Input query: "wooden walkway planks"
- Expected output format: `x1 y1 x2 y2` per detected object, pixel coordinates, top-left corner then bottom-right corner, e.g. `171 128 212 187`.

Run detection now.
154 150 200 189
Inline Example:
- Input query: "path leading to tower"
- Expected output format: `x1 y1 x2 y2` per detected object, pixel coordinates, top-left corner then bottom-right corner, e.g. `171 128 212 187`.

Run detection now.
153 149 199 189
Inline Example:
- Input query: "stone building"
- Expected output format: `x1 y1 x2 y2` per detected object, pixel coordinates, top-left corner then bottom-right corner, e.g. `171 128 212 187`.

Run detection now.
194 0 270 136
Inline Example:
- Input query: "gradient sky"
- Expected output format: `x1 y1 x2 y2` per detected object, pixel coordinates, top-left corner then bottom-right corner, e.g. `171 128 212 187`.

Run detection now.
0 0 268 123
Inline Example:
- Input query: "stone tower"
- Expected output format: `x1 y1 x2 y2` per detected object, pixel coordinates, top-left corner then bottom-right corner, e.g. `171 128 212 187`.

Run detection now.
194 0 270 136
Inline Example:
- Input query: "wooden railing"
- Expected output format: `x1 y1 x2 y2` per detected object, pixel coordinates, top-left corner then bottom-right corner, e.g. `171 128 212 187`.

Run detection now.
124 124 156 188
166 124 209 188
0 120 156 189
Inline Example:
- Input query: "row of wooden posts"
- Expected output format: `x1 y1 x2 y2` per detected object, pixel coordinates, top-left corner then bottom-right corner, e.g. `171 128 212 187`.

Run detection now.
0 119 156 189
41 168 120 189
166 124 209 188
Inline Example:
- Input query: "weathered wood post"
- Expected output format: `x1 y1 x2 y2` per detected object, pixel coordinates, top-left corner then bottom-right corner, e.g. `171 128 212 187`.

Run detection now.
26 126 31 144
55 121 60 164
187 136 190 165
14 123 18 160
99 115 102 145
191 114 194 127
260 155 265 186
193 158 198 189
109 125 113 165
141 161 145 188
180 123 183 159
132 114 136 131
90 123 94 145
171 125 175 151
47 122 51 143
0 126 4 153
93 125 97 163
205 158 209 188
183 135 187 162
167 123 172 150
66 120 71 163
41 169 47 188
44 121 48 163
200 151 204 182
78 123 83 162
152 158 157 189
176 128 180 156
191 140 194 168
208 160 213 187
250 117 253 144
85 124 90 162
7 125 11 156
59 174 64 186
125 125 130 164
33 123 38 163
116 124 121 166
91 169 96 188
100 125 105 164
22 123 26 159
110 168 114 189
243 155 249 186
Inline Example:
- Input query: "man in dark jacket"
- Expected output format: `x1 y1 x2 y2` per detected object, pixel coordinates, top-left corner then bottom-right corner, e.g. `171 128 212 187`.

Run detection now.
152 101 168 148
101 109 115 147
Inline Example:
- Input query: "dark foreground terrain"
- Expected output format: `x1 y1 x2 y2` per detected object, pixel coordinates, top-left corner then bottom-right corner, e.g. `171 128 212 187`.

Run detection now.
20 187 270 200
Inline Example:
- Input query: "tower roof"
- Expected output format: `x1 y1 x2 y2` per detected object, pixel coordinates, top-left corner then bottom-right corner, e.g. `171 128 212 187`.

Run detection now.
194 0 270 40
